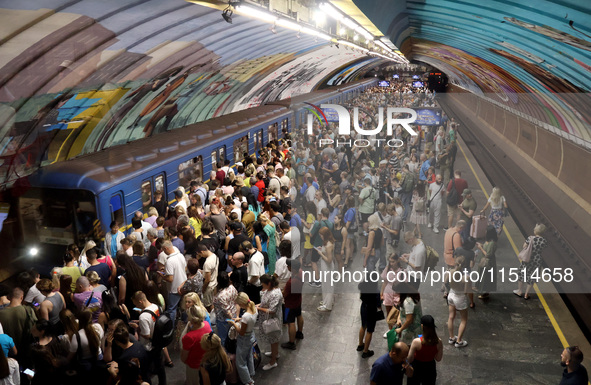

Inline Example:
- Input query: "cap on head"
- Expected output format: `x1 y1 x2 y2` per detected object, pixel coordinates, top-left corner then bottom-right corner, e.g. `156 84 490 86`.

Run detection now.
462 188 472 196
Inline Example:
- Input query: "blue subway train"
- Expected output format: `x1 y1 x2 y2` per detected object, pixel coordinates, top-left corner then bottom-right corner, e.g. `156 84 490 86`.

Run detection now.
19 79 375 253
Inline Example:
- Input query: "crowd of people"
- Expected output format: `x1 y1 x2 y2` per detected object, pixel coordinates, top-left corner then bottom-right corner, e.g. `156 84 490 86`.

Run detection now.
0 79 586 385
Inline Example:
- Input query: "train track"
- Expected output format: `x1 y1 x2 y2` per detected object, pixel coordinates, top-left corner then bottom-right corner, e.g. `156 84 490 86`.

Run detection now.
437 96 591 342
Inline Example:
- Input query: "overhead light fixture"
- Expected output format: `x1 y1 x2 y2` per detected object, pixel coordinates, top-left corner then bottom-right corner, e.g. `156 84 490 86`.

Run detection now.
339 27 346 35
353 34 359 41
270 24 277 34
222 6 233 24
296 31 301 39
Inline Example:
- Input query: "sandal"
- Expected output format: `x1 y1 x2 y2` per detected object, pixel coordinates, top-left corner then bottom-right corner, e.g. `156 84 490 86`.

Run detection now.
469 303 475 309
512 290 522 298
165 360 174 368
523 295 530 300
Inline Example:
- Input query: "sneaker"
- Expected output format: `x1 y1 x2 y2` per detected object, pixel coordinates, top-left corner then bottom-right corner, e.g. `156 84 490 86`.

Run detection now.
443 227 449 231
428 223 432 228
262 363 278 371
361 350 375 358
383 331 388 339
448 337 457 345
356 345 364 352
281 342 297 350
433 228 440 234
295 331 304 340
455 340 468 348
264 352 280 358
317 305 331 312
319 301 324 306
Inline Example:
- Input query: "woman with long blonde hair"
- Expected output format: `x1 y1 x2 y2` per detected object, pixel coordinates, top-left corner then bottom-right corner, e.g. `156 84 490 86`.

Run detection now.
228 293 258 385
181 305 212 385
480 187 508 235
199 332 232 385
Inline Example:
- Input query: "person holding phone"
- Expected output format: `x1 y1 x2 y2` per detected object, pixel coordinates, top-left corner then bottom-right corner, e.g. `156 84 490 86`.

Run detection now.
228 293 258 385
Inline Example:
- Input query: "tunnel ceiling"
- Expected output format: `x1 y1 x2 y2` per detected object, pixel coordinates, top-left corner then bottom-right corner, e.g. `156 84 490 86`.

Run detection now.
355 0 591 142
2 0 591 188
0 0 387 186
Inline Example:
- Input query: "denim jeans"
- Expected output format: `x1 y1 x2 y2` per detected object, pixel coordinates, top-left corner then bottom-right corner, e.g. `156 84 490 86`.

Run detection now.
367 247 386 272
216 320 230 347
166 292 182 328
236 333 256 384
400 191 412 221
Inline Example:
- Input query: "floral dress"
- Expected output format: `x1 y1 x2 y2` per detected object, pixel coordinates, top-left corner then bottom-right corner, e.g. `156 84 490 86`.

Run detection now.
487 196 506 235
519 236 547 285
256 288 283 344
410 191 428 225
399 297 422 345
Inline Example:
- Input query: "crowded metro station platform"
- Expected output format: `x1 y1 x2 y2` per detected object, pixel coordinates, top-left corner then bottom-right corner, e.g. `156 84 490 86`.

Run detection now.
0 0 590 384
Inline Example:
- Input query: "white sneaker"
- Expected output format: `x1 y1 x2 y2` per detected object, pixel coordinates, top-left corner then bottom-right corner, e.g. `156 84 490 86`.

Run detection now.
428 223 432 228
264 352 280 358
433 228 440 234
317 305 331 312
383 331 388 339
262 363 278 371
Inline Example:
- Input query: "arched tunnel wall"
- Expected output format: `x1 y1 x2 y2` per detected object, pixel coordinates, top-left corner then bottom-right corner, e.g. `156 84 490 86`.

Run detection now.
444 86 591 243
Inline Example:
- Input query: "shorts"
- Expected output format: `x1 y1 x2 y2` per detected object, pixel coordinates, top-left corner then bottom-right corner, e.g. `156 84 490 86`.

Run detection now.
360 213 371 224
447 204 460 218
283 306 302 324
447 291 468 311
311 249 321 263
202 286 215 307
347 228 357 239
360 304 377 333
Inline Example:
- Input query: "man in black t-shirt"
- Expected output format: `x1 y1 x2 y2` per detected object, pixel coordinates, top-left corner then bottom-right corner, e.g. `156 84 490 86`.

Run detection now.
560 346 588 385
227 222 249 258
112 326 150 382
229 252 248 293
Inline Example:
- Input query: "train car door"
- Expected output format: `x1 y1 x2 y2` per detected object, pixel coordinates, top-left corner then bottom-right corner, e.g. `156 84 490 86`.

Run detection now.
109 192 125 226
140 173 166 215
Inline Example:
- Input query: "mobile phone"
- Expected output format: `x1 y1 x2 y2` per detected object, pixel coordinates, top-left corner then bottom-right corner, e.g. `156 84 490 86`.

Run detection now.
226 319 233 322
33 302 39 307
132 307 141 312
23 369 35 377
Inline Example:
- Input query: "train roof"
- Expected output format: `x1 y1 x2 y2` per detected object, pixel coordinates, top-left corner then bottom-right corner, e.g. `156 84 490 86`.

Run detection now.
28 80 374 194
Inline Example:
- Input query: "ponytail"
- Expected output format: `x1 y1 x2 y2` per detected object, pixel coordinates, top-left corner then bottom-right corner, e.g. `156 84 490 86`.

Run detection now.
236 292 256 313
260 274 279 288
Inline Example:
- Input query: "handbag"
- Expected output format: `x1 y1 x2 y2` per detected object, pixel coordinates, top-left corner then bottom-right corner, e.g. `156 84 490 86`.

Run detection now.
387 328 399 352
375 307 385 321
518 236 534 263
262 318 281 334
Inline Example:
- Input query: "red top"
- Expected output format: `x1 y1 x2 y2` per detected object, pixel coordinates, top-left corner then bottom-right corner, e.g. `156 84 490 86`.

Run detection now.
182 321 212 368
446 177 468 204
216 170 226 185
255 180 266 202
414 337 438 362
284 270 303 308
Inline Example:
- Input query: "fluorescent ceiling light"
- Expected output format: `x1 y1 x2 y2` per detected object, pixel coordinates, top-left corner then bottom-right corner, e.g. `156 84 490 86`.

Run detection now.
235 4 278 22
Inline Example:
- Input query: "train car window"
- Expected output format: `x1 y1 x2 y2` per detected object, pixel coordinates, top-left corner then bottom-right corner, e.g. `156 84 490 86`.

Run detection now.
268 123 278 143
110 193 125 225
255 130 263 153
141 180 152 213
211 151 217 171
155 174 165 197
195 156 203 181
233 136 248 163
218 146 225 164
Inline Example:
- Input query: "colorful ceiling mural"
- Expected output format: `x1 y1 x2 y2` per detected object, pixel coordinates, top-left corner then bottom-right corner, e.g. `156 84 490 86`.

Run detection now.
355 0 591 141
0 0 383 186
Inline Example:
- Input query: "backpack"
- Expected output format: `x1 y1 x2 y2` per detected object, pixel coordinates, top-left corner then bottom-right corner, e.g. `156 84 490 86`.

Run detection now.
402 173 415 193
196 187 209 207
339 155 348 172
141 308 174 348
423 246 439 273
446 179 459 206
